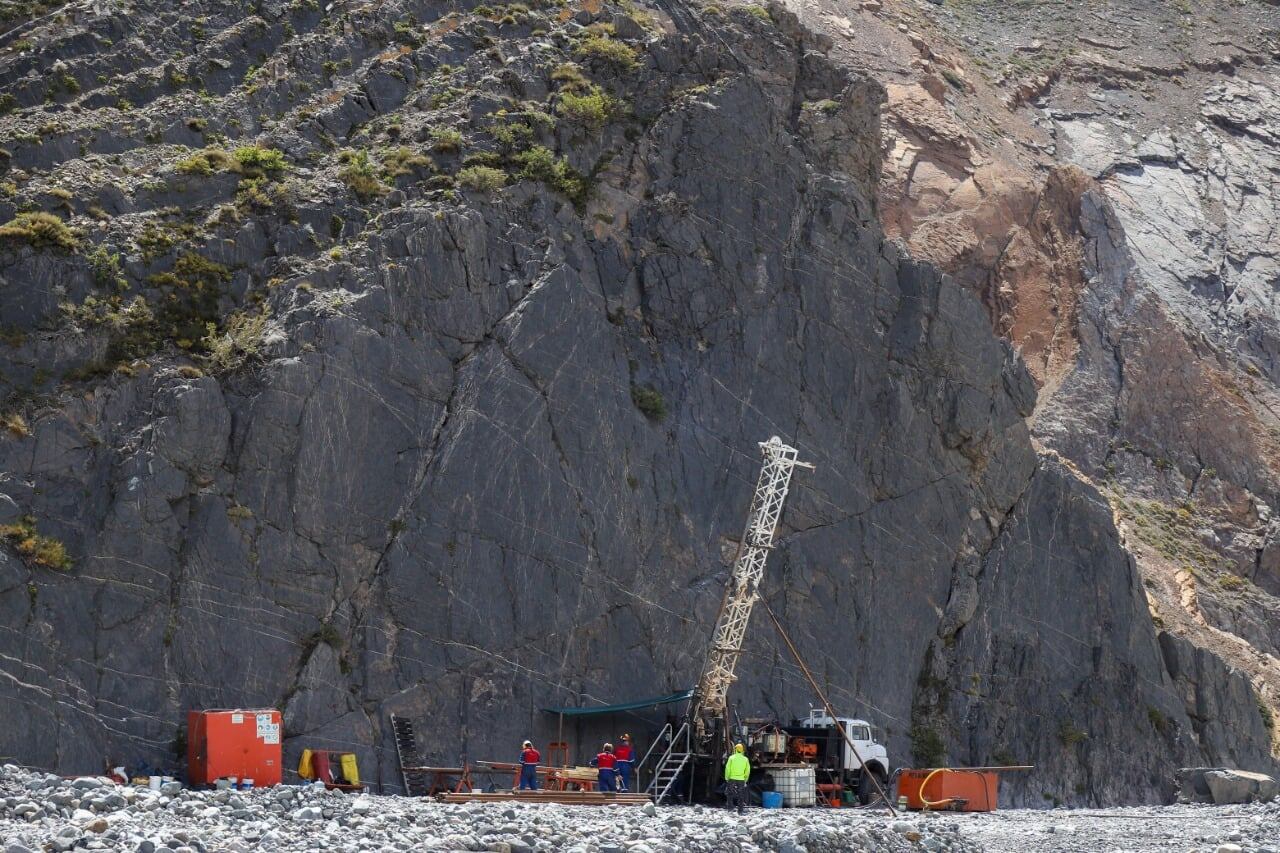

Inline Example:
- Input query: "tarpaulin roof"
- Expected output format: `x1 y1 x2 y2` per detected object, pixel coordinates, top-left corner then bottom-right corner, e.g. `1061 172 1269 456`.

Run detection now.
541 689 693 717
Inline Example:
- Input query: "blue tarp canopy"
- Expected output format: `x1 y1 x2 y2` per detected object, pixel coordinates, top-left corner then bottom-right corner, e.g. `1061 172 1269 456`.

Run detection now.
541 689 693 717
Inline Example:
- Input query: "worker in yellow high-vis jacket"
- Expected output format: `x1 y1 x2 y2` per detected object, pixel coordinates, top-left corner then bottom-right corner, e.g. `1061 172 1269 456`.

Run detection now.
724 743 750 814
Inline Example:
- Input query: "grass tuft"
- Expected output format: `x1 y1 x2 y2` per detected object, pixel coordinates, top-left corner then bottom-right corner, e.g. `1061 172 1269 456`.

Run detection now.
0 212 78 251
0 515 71 570
457 165 507 193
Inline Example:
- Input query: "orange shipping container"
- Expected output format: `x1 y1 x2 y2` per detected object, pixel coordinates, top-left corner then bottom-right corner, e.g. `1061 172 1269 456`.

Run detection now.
187 709 283 787
896 768 999 812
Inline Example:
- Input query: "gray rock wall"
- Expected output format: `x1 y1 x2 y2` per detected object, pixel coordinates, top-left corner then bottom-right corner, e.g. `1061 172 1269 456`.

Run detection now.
0 0 1272 803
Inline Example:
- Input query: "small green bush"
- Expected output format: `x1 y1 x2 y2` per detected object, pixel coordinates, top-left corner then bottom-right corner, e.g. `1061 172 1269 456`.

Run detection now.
393 16 423 47
203 307 270 372
235 176 295 215
461 151 503 168
382 146 434 177
338 149 387 200
557 86 613 129
0 515 71 570
88 244 127 289
514 145 586 206
457 165 507 193
126 252 232 354
232 145 287 177
805 98 839 114
429 127 463 153
176 147 238 176
136 219 200 260
490 120 534 149
0 212 79 251
550 62 591 93
630 383 666 420
574 34 638 70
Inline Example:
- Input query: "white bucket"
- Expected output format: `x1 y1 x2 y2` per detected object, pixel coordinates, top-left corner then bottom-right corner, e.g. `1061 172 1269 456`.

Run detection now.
148 776 161 791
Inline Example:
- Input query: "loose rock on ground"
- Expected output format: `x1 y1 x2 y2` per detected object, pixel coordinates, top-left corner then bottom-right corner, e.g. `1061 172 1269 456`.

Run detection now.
7 765 1280 852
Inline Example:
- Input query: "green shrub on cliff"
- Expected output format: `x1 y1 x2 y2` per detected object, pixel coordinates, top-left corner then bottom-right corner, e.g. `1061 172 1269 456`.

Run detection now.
232 145 288 177
0 212 78 251
203 307 270 373
176 146 236 176
339 149 388 200
574 33 637 70
457 165 507 193
513 146 586 206
0 515 71 570
630 384 666 420
557 86 614 129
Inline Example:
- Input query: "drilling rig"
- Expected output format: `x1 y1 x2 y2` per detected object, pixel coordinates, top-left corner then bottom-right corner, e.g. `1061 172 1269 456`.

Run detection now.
644 437 890 806
690 437 811 744
647 437 809 803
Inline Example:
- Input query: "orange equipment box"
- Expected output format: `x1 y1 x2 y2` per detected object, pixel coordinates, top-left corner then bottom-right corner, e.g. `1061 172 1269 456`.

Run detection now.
187 709 282 787
896 768 998 812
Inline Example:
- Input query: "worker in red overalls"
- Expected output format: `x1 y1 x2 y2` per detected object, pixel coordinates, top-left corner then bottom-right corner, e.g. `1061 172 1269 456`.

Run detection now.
590 742 617 792
518 740 541 791
614 733 635 792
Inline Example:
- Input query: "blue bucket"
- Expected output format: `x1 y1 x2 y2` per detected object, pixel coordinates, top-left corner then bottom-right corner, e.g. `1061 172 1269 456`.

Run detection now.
762 791 783 809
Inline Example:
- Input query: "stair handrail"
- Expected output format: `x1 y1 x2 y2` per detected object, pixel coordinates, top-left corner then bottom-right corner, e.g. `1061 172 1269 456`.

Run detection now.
644 721 690 797
635 721 672 791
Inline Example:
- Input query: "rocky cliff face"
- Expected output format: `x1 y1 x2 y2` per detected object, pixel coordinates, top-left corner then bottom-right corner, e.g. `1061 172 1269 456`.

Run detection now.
0 0 1272 805
781 0 1280 785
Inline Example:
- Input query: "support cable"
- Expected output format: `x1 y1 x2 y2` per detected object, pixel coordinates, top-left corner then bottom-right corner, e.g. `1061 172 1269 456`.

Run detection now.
761 597 898 816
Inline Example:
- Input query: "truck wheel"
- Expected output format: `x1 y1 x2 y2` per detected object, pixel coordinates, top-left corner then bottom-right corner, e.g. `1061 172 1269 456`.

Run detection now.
857 768 886 805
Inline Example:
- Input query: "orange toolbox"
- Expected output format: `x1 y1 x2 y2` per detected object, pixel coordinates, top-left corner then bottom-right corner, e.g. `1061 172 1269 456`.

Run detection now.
896 768 999 812
187 709 283 787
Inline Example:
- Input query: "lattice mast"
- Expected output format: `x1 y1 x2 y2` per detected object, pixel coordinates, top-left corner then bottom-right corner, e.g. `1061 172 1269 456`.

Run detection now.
690 436 813 737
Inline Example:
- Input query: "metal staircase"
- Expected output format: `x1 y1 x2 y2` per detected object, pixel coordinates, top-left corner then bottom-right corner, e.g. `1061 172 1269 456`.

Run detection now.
389 714 430 797
644 721 692 804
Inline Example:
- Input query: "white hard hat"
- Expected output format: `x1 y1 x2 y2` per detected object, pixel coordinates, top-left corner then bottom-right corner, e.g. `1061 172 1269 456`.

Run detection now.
523 740 532 747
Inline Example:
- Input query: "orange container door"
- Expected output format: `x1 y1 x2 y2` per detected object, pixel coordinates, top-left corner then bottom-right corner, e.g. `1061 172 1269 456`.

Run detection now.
187 710 283 787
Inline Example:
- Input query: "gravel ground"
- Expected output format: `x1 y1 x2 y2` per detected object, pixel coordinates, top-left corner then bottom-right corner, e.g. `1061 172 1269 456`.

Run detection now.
0 765 975 853
956 803 1280 853
5 763 1280 853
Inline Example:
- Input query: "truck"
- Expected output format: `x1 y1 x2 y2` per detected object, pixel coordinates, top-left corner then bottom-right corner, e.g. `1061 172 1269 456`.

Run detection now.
781 710 890 804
